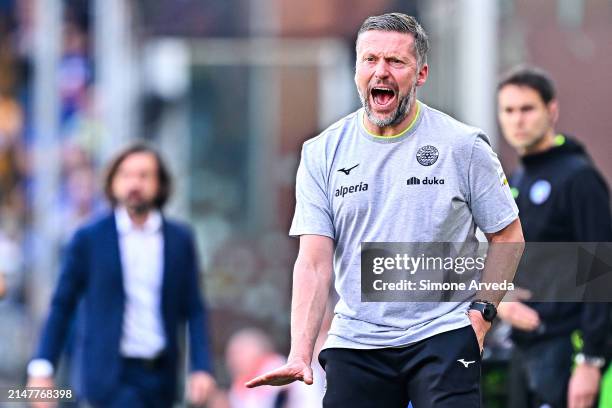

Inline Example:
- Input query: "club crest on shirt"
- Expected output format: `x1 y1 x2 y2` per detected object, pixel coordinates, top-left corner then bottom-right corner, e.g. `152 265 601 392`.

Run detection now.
416 145 439 166
529 180 551 205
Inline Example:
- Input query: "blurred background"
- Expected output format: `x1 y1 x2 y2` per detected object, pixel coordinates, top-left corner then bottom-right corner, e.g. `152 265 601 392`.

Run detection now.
0 0 611 406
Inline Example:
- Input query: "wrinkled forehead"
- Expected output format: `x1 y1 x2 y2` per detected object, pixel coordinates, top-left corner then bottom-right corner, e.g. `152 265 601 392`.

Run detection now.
356 30 416 59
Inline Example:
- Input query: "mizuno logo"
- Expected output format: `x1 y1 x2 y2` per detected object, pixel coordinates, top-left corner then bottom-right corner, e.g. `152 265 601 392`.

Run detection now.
338 164 359 175
457 359 476 368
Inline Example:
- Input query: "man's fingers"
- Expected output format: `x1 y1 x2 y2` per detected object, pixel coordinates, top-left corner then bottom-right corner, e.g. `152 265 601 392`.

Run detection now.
576 392 595 408
568 391 577 408
246 374 295 388
569 394 589 408
196 383 209 405
525 310 540 325
189 387 203 406
245 364 310 388
188 383 199 405
513 287 532 301
568 385 596 408
244 377 262 388
245 371 286 388
509 303 540 331
187 373 215 406
245 371 274 388
502 288 532 302
582 396 595 408
517 315 538 330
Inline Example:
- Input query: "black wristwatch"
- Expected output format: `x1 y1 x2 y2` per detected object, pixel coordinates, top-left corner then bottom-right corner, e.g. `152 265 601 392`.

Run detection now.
469 300 497 322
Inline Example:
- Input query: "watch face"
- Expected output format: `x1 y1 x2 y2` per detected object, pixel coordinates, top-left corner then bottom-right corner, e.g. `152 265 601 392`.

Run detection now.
469 301 497 321
483 304 497 321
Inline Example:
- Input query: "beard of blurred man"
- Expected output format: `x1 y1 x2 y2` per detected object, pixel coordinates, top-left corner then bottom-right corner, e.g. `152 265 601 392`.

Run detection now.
125 190 151 215
111 152 160 222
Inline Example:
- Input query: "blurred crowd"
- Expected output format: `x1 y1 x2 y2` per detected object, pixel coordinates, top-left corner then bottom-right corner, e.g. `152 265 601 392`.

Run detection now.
0 3 308 405
0 0 105 380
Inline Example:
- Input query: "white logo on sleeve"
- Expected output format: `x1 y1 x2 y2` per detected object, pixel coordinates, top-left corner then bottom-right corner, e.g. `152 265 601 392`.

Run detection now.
457 359 476 368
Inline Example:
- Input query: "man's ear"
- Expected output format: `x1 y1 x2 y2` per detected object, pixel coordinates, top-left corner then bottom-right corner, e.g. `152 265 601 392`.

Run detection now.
548 99 559 124
416 63 429 87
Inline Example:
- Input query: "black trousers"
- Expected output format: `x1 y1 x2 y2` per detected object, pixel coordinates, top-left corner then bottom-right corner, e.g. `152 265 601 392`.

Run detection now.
508 336 582 408
89 357 174 408
319 326 482 408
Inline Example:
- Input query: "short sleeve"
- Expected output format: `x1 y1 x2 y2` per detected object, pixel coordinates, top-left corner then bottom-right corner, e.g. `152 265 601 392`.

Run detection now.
468 134 519 233
289 144 335 239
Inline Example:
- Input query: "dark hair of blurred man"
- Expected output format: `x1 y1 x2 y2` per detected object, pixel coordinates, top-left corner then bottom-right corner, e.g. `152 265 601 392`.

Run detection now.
27 144 215 407
497 66 612 408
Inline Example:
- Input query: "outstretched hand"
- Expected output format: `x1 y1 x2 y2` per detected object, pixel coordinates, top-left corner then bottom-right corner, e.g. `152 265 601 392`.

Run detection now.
245 359 313 388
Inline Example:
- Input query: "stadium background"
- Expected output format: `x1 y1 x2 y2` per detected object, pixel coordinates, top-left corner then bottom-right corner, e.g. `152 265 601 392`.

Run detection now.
0 0 611 406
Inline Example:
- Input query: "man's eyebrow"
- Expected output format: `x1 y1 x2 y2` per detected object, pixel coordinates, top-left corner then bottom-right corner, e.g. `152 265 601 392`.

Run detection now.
502 103 535 110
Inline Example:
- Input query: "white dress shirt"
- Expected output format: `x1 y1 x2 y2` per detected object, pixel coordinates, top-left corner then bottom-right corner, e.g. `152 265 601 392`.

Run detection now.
115 206 167 358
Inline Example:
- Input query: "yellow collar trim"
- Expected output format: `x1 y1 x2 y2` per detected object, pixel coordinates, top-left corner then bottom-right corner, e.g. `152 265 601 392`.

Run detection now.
361 101 421 139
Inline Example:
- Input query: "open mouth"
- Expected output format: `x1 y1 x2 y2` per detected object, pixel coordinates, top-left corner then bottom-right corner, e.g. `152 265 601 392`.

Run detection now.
370 87 396 107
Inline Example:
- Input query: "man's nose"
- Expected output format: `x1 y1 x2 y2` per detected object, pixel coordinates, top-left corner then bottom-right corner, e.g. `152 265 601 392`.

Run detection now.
126 177 142 188
513 112 525 127
373 60 390 79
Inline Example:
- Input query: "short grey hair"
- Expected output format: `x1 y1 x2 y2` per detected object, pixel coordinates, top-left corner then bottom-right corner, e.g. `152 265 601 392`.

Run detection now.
357 13 429 68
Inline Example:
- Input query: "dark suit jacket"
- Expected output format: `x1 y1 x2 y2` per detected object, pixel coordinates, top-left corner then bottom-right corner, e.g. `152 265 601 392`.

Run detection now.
33 212 212 404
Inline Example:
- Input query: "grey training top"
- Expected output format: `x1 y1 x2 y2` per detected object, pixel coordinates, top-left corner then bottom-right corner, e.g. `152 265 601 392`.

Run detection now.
289 101 519 350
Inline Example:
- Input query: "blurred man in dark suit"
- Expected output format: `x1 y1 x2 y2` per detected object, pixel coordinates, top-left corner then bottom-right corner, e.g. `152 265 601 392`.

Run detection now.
27 144 215 407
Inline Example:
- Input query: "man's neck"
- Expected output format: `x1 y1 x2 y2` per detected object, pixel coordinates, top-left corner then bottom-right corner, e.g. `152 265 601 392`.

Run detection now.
520 129 556 157
364 98 419 137
127 209 151 227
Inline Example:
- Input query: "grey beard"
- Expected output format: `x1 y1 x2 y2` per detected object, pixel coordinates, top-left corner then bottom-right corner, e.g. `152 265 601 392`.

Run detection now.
359 83 416 128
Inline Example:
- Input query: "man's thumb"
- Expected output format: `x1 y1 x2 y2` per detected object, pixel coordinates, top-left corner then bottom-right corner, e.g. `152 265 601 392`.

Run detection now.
302 366 314 385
